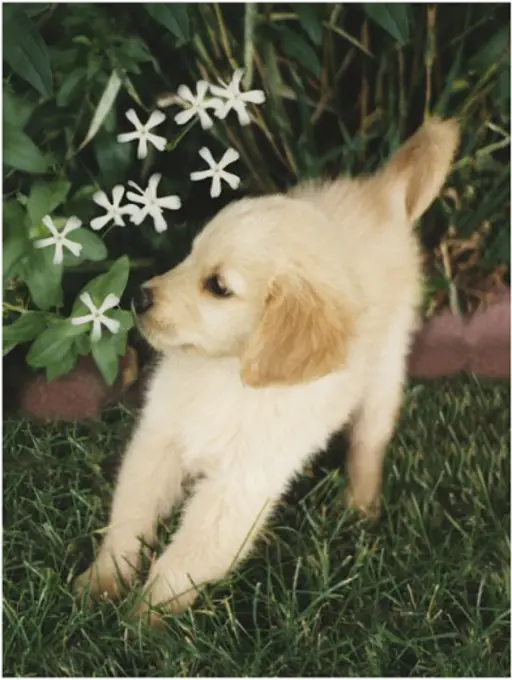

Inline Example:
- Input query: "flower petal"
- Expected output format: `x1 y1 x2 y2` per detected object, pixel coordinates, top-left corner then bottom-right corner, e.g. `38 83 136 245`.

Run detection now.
125 192 147 206
212 100 232 120
197 109 214 130
130 207 146 225
65 239 83 256
112 185 125 208
234 100 251 126
209 84 230 99
42 215 58 236
34 237 56 249
79 292 96 313
174 108 196 126
230 68 245 93
219 148 240 168
91 319 103 342
157 195 181 211
220 170 241 191
198 146 216 168
190 170 213 182
137 136 149 160
127 180 144 194
241 89 266 105
151 209 168 233
99 293 120 313
125 108 142 130
120 203 141 216
71 314 93 326
146 132 167 152
62 216 82 235
146 110 166 130
117 131 140 144
63 239 83 258
90 214 113 231
147 173 162 199
52 243 64 265
210 175 222 198
196 80 209 100
92 190 111 209
100 316 121 335
177 84 194 103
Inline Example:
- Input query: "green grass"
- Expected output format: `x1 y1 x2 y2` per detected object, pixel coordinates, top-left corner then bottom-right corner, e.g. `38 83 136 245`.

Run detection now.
3 376 510 677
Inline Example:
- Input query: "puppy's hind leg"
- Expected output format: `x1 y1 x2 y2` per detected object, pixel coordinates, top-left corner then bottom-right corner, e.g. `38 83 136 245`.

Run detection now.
74 414 184 603
346 318 413 517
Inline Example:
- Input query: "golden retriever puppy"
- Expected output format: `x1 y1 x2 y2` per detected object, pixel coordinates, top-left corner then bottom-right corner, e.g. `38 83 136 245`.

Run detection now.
75 118 459 622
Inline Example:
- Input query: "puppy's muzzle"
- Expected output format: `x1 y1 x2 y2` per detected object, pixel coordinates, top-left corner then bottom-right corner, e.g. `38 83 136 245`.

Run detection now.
132 286 154 315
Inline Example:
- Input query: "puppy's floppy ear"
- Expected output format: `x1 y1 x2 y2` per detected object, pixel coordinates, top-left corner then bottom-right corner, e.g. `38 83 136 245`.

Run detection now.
378 117 460 222
240 274 352 388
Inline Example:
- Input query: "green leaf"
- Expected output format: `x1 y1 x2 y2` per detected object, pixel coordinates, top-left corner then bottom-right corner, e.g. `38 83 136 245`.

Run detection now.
21 247 63 310
3 200 31 280
3 8 53 97
3 86 37 129
26 321 76 368
483 226 510 267
75 256 131 310
118 36 158 68
470 26 509 73
144 4 190 43
27 180 71 226
3 311 48 356
21 4 51 18
45 345 78 382
56 67 86 107
295 4 323 46
110 309 135 334
74 332 91 356
94 129 133 185
78 70 122 151
63 229 108 265
113 328 128 357
275 26 322 78
497 59 510 106
363 4 410 46
92 335 119 385
3 123 49 173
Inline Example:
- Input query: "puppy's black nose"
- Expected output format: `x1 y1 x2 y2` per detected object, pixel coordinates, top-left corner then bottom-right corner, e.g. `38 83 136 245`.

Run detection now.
132 286 153 315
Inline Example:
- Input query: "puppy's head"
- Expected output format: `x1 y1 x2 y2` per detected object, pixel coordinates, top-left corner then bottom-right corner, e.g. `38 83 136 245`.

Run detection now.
135 117 458 387
135 195 353 387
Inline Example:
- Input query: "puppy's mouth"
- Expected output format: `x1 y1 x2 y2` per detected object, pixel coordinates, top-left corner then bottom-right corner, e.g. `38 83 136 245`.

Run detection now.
133 308 195 354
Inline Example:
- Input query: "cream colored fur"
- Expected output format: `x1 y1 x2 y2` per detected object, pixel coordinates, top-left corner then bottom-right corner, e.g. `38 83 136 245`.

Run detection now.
75 118 459 623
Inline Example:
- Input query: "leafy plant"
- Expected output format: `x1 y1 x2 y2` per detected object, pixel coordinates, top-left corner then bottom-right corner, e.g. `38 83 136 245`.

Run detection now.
3 3 510 388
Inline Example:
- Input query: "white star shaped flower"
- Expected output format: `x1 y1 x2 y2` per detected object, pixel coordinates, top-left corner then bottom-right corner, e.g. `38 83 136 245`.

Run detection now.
91 185 140 231
71 292 121 342
126 173 181 233
190 147 240 198
117 109 167 159
209 68 266 126
34 215 83 265
174 80 222 130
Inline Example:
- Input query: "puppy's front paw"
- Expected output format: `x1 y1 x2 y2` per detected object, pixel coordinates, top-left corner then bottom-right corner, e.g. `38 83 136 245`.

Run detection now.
74 556 135 605
131 571 200 625
344 486 381 520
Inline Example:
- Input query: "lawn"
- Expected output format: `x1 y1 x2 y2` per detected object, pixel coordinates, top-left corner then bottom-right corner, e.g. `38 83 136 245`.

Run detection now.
3 376 510 677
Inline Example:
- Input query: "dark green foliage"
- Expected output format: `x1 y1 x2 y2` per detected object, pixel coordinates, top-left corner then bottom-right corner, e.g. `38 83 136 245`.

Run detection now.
3 3 510 381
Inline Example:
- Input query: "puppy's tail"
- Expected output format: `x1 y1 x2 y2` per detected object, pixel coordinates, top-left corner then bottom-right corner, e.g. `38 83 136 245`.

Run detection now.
378 117 460 223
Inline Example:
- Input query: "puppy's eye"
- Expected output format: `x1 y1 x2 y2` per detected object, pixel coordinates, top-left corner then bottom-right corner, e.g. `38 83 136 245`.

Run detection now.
204 274 233 298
